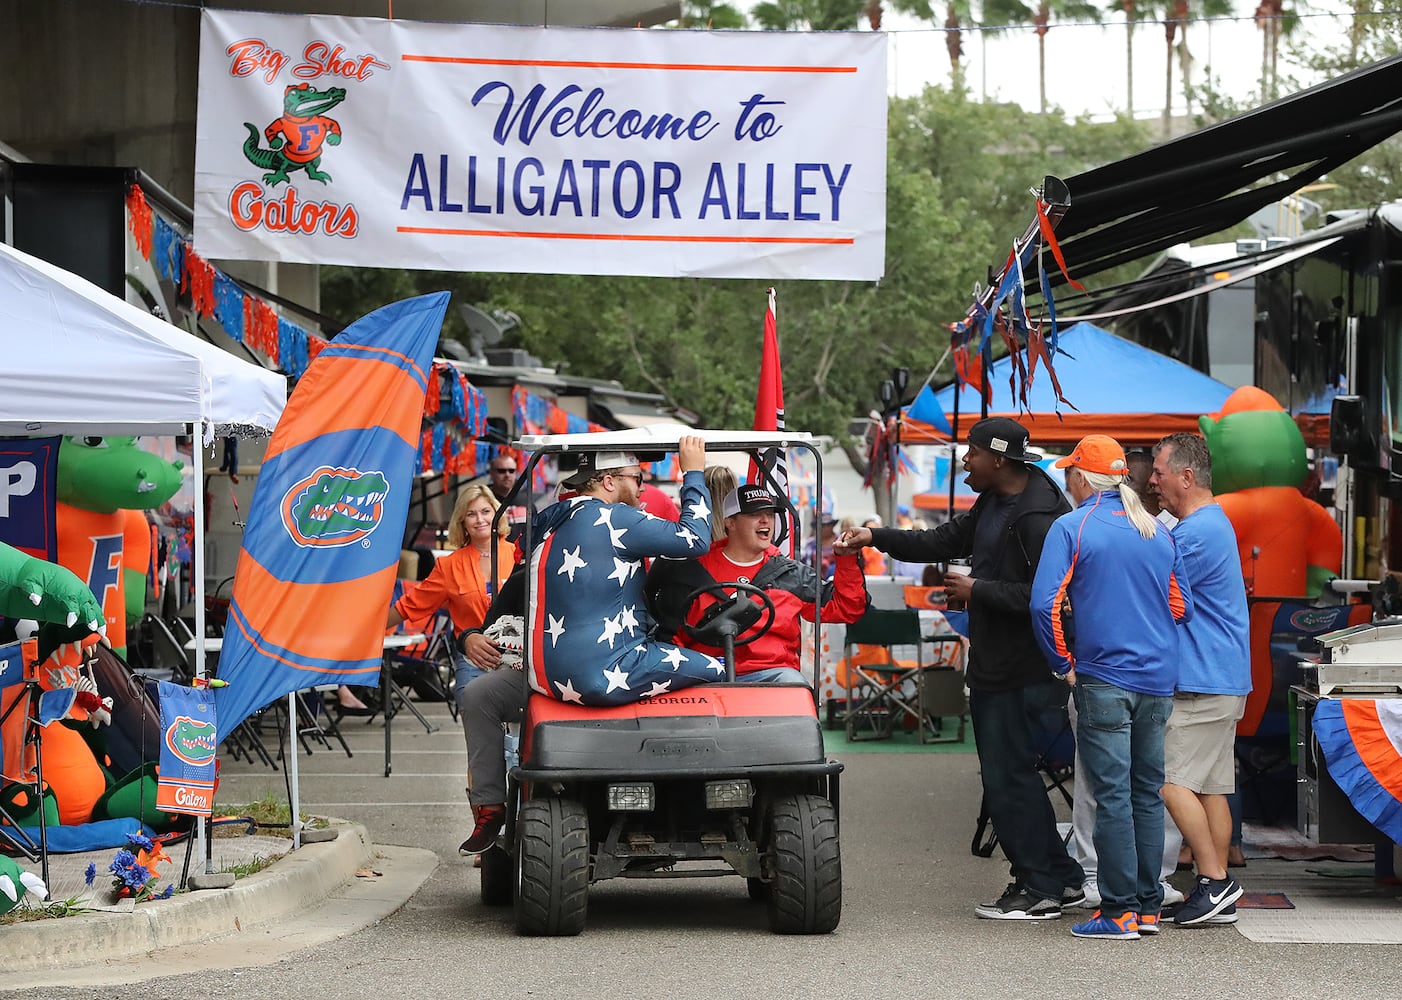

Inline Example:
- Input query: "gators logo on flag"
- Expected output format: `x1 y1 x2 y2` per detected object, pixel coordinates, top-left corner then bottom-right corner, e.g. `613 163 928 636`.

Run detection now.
281 466 389 547
164 715 218 767
213 292 449 736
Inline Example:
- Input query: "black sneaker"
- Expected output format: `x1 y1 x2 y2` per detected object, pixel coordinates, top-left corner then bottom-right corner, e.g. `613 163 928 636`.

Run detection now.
1062 885 1086 908
1202 903 1238 925
458 803 506 855
1174 875 1243 926
975 884 1062 920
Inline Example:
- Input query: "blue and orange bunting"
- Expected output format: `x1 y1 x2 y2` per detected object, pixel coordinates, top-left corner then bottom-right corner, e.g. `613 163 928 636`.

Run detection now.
213 292 449 736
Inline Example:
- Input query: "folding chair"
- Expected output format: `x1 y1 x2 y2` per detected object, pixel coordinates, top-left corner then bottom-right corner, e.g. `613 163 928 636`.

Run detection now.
841 600 964 740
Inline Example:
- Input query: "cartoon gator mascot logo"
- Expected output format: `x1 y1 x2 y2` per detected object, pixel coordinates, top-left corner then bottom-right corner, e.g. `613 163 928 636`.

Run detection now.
243 82 346 186
281 466 389 548
165 716 217 767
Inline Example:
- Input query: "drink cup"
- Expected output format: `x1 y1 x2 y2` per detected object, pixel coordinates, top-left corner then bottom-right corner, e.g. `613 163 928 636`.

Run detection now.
945 559 971 610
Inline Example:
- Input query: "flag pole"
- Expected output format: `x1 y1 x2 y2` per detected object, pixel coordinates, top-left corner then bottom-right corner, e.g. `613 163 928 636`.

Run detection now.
289 692 302 849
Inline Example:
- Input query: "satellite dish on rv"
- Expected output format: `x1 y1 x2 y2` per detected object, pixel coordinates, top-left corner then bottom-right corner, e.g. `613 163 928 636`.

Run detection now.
458 303 519 358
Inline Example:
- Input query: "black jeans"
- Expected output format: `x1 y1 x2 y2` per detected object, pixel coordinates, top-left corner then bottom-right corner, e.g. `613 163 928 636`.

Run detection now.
969 681 1084 901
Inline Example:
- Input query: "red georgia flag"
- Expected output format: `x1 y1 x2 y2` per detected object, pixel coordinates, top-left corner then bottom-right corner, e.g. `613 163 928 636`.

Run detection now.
750 288 793 554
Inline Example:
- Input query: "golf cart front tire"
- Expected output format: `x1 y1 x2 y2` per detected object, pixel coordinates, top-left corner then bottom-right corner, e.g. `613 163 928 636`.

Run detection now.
767 793 841 934
515 796 589 936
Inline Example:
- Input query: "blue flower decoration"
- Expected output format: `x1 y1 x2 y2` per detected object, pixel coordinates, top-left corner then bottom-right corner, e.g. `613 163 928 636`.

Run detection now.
84 862 97 886
126 833 155 852
158 884 175 900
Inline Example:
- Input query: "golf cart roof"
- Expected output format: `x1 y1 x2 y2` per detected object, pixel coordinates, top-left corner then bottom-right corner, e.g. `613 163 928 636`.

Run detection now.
515 426 819 455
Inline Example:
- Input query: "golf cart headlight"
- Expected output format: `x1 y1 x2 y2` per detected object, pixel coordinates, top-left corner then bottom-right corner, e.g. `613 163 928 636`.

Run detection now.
705 779 753 810
607 782 655 811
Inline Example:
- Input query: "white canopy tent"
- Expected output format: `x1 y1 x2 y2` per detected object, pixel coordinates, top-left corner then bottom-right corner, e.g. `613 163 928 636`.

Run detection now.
0 237 286 676
0 240 286 438
0 238 289 862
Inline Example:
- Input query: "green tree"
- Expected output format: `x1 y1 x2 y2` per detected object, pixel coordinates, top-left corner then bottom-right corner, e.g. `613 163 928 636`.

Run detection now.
675 2 750 28
1108 0 1152 114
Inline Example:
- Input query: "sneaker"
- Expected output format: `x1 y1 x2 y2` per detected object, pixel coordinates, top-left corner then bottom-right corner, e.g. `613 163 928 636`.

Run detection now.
975 884 1063 920
1161 882 1185 907
1072 909 1141 940
1078 882 1101 909
1062 885 1086 908
1137 911 1161 935
1174 875 1243 926
458 803 506 855
1202 903 1238 925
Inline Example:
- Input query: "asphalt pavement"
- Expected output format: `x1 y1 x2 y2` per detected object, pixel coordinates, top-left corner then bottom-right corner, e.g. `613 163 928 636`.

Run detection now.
3 696 1401 999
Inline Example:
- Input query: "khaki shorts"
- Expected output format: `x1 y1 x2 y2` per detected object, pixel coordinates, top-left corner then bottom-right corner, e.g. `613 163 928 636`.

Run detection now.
1163 692 1246 795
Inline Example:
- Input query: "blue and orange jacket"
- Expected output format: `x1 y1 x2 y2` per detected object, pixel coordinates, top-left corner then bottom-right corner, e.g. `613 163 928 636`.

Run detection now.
1030 490 1193 697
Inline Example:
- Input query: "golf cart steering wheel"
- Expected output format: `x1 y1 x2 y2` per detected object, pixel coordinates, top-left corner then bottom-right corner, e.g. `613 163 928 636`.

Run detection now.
681 580 777 650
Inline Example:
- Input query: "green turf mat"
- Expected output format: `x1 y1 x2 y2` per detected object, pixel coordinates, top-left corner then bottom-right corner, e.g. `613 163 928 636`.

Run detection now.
821 718 976 753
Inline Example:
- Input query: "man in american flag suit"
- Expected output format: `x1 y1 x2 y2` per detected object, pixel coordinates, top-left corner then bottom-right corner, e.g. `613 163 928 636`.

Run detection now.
527 436 719 707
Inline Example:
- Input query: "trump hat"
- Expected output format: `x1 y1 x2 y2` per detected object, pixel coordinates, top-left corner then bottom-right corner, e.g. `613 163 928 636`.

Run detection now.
723 485 782 518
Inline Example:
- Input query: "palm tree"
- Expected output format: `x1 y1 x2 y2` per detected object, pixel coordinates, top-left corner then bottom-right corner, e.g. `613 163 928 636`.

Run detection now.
1029 0 1103 113
1111 0 1151 116
1254 0 1300 100
750 0 869 29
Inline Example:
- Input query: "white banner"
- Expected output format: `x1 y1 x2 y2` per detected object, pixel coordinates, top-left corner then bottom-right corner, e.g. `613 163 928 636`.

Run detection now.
194 11 887 281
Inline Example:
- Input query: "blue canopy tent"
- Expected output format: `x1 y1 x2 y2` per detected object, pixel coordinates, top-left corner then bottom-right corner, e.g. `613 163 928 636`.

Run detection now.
902 321 1236 449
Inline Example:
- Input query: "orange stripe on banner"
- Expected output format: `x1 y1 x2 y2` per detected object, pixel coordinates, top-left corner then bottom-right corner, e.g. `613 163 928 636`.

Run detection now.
229 554 399 674
395 227 854 246
264 355 427 463
401 55 857 73
1342 700 1402 802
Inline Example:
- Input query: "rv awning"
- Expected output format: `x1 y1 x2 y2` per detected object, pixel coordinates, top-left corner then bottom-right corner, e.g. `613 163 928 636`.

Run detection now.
1050 54 1402 283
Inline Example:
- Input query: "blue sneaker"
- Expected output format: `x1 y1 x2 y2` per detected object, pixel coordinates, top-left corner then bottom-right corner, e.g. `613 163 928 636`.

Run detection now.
1174 876 1243 926
1072 909 1141 940
1137 911 1161 935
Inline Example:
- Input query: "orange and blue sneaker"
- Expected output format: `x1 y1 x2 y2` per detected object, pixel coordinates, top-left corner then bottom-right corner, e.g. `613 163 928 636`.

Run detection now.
1138 911 1161 935
1071 909 1141 940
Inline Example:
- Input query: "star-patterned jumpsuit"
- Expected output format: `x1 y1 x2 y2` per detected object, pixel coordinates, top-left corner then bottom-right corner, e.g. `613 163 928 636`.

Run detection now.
526 469 718 706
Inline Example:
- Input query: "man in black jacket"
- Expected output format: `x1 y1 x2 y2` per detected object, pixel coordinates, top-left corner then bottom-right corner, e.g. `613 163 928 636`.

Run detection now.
836 416 1081 920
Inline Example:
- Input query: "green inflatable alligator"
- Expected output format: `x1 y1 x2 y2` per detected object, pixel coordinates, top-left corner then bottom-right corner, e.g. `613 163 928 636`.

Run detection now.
243 82 347 186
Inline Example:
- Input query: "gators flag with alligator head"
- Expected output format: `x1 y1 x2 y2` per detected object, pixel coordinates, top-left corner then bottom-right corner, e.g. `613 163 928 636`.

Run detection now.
213 292 449 735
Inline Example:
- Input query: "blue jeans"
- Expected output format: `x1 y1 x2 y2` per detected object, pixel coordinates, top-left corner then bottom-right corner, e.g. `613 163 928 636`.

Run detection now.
739 667 808 685
1073 677 1172 918
969 682 1084 902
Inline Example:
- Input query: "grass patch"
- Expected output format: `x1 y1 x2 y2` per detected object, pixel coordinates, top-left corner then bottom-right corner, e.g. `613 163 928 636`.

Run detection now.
0 896 87 924
221 853 283 879
211 790 327 834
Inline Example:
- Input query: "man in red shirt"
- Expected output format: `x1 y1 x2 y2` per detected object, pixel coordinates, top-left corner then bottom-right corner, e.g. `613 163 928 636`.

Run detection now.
646 485 868 682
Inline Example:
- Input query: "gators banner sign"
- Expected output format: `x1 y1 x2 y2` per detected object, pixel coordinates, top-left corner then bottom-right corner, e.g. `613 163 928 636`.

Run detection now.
157 681 217 817
193 10 886 281
213 292 449 736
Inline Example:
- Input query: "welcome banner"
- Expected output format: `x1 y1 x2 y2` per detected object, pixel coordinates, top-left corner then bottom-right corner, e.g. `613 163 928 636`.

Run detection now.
194 11 887 281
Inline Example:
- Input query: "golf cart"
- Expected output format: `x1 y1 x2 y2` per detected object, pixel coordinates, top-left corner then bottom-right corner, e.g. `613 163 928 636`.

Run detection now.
478 428 843 936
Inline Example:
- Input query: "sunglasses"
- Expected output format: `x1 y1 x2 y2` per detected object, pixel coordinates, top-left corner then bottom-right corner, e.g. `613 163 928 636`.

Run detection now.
610 472 644 486
490 466 517 474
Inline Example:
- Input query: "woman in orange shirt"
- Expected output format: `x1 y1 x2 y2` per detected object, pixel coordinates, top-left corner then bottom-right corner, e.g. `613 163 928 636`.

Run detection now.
386 484 517 707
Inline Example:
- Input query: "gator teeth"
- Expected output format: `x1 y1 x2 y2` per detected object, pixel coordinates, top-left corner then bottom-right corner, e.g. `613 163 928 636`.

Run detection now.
65 612 77 629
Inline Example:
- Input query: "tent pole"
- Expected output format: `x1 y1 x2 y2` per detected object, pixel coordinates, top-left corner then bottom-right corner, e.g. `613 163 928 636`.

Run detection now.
192 428 210 872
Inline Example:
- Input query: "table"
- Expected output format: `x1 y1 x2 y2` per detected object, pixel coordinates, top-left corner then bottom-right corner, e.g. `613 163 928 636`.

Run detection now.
379 631 436 777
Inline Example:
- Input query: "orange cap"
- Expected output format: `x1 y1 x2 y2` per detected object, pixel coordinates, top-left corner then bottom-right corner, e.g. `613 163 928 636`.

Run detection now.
1054 435 1128 475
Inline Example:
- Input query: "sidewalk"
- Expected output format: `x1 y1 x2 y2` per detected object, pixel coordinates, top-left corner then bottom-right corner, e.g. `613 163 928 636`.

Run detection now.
0 821 436 985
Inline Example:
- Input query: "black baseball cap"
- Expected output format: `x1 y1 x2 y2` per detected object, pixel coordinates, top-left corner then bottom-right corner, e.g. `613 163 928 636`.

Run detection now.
967 417 1041 463
723 484 782 518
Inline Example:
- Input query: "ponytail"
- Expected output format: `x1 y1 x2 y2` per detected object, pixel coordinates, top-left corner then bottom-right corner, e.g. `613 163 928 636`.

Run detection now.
1080 469 1157 539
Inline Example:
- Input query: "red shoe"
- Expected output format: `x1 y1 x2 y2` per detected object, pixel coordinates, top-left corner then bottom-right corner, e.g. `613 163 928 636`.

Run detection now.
459 803 505 855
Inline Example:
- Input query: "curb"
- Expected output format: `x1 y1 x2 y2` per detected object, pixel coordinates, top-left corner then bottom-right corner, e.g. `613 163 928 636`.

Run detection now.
1 822 374 973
